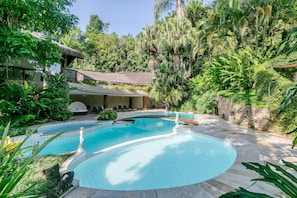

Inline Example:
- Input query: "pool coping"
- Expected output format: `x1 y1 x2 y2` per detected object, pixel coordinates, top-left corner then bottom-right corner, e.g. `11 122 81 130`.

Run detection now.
62 111 297 198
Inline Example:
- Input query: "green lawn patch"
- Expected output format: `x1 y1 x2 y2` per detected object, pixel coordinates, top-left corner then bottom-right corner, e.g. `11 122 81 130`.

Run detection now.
13 153 73 198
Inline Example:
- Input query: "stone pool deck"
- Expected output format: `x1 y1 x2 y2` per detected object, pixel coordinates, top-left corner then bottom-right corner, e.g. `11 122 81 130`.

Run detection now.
64 111 297 198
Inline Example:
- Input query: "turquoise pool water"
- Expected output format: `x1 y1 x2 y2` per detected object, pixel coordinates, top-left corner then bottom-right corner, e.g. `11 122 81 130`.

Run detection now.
132 111 195 120
35 113 236 190
40 118 176 155
73 132 236 190
38 121 98 134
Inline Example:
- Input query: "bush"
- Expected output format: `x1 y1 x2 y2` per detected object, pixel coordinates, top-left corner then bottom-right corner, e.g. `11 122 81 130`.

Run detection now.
220 160 297 198
0 122 62 197
195 90 218 114
254 59 297 133
0 74 72 131
254 63 292 105
15 154 73 197
180 89 218 114
97 109 117 120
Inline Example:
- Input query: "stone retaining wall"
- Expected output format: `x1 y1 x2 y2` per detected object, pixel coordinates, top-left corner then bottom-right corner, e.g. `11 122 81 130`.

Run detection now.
217 96 275 131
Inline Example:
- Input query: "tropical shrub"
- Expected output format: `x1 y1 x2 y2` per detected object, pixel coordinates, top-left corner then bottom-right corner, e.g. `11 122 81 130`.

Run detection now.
277 81 297 148
195 90 218 114
0 81 37 128
149 62 189 107
41 74 73 121
0 122 62 197
205 49 258 92
13 154 73 198
0 74 72 130
220 160 297 198
254 63 292 105
254 59 297 133
179 74 218 113
98 109 117 120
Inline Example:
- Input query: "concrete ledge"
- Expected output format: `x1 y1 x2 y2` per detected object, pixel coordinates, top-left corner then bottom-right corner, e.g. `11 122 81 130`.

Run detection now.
217 96 276 131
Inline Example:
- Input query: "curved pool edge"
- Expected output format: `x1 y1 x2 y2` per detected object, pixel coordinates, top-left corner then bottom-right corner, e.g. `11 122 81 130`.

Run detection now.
61 149 87 173
61 133 179 194
64 126 237 192
63 114 295 198
22 120 115 147
37 120 100 134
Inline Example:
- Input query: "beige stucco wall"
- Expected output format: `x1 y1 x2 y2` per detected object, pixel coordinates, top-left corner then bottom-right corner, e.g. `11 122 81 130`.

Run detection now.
131 97 143 109
70 95 104 109
217 96 275 131
108 96 130 109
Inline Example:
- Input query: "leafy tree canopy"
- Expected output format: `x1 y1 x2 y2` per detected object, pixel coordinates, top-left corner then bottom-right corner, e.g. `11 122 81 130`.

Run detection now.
86 15 109 35
63 19 150 73
0 0 77 33
154 0 186 21
0 0 78 69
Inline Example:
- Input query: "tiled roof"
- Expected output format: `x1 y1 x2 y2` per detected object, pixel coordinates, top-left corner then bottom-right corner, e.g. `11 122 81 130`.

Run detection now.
31 32 84 59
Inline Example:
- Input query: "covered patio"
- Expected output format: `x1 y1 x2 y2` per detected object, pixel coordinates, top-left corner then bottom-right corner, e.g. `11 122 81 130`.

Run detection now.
66 68 160 113
68 82 161 113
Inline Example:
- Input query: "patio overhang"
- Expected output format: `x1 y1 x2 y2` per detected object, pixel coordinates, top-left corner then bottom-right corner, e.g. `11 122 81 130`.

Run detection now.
68 82 149 97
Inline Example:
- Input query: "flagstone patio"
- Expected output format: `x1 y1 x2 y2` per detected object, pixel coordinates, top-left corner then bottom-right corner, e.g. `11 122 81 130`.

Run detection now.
64 111 297 198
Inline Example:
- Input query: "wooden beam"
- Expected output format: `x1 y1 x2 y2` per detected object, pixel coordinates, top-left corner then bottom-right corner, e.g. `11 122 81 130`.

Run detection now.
275 63 297 69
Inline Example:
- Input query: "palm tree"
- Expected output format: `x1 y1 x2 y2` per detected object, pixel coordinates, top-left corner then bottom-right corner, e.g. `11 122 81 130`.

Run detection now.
159 17 194 70
215 0 249 49
149 62 188 107
135 25 160 71
154 0 186 21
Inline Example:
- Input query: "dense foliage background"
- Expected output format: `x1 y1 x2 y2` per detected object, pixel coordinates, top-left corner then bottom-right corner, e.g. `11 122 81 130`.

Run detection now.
0 0 76 130
1 0 297 197
61 0 297 134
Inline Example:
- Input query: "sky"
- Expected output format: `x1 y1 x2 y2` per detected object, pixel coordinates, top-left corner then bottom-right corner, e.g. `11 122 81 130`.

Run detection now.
70 0 155 36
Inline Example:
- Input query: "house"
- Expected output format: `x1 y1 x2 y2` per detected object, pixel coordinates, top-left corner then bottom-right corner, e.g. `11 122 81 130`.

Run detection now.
65 68 161 111
0 32 161 111
0 32 84 85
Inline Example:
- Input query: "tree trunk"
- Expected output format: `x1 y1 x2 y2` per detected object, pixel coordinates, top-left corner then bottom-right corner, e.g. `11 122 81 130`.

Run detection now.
176 0 186 19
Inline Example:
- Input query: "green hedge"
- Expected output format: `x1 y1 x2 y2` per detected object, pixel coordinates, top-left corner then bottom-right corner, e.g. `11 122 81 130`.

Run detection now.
254 57 297 133
218 53 297 133
254 63 292 105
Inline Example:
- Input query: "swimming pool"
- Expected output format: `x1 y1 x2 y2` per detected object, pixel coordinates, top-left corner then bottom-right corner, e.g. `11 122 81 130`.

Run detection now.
73 132 236 190
39 118 177 155
38 121 98 134
33 112 236 191
132 111 195 120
